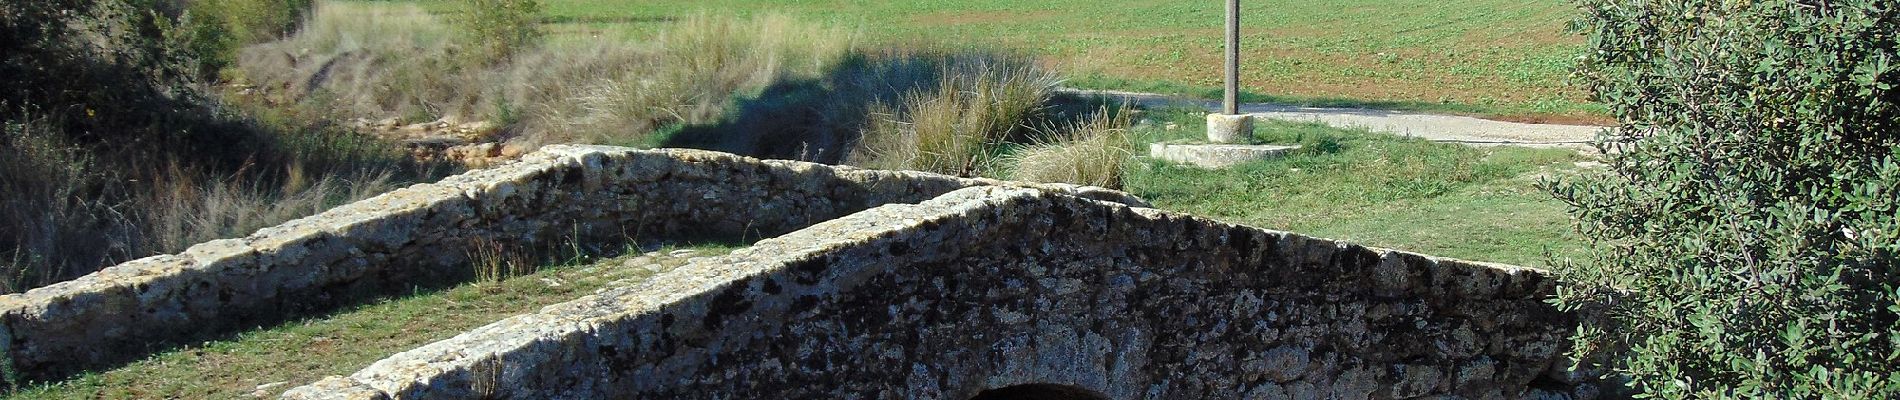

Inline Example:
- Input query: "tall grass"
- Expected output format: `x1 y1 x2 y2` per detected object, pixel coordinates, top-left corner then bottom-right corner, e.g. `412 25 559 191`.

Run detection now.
651 45 1143 181
0 0 443 294
1007 107 1137 189
655 46 1122 178
143 166 399 254
239 3 855 148
850 61 1059 176
1 117 113 290
563 13 854 145
465 237 534 287
0 111 418 293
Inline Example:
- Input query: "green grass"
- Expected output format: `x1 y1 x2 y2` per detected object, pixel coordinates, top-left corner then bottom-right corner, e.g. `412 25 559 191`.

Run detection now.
4 244 739 399
1124 108 1587 266
406 0 1597 121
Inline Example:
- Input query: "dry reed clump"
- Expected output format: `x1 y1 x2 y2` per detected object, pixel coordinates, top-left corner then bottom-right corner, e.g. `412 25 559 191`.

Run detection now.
1006 107 1137 189
849 55 1060 177
238 3 855 149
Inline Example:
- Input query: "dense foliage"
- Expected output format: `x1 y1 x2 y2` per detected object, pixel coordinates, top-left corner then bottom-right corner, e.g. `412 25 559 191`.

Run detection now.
1552 0 1899 397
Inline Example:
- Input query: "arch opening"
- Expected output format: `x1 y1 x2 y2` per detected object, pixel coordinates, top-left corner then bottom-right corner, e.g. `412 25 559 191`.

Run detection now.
968 384 1111 400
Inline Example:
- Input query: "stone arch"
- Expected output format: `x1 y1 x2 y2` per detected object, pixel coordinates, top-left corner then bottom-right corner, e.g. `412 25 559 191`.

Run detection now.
968 384 1112 400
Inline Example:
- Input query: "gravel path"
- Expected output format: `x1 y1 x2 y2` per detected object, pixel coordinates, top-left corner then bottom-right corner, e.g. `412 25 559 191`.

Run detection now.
1065 89 1612 150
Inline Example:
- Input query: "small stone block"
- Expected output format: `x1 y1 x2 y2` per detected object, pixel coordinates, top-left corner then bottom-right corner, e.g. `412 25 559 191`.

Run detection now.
1206 113 1255 143
1149 143 1300 168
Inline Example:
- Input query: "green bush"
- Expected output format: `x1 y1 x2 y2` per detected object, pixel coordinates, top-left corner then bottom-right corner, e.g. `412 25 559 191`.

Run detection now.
454 0 543 63
1550 0 1900 397
182 0 314 76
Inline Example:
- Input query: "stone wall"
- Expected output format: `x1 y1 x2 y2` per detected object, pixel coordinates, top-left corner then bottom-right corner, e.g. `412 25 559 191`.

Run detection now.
0 146 1140 384
286 187 1585 400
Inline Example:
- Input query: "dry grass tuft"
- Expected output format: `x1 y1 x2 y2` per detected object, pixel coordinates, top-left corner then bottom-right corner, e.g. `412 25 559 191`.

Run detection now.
850 55 1059 176
466 237 534 288
1006 107 1138 189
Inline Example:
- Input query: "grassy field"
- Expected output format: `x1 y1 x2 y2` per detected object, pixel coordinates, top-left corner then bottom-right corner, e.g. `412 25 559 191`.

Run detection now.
1123 108 1586 266
405 0 1598 123
5 244 738 399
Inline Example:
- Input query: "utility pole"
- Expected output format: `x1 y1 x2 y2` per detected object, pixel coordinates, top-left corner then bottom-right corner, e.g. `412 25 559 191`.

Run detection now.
1206 0 1253 143
1224 0 1240 115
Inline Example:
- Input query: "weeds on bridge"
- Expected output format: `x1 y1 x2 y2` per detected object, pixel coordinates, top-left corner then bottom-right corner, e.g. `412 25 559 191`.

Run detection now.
466 237 534 288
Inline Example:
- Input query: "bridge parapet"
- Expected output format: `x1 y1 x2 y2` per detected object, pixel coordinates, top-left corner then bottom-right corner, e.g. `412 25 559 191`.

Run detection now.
0 146 1136 384
287 185 1583 399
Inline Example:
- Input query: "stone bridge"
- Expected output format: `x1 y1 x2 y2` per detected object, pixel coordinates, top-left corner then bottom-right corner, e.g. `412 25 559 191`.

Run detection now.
0 146 1588 398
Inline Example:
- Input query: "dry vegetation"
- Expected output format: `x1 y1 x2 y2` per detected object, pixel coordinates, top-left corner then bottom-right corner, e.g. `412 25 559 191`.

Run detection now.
237 2 857 147
0 0 433 293
244 1 1135 180
1006 108 1137 188
0 111 418 293
849 56 1062 176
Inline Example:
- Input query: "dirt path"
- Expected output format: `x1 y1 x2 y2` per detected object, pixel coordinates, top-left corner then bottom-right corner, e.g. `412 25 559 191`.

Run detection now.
1066 89 1612 150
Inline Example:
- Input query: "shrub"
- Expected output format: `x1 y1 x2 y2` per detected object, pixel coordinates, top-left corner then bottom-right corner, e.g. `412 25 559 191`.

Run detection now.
453 0 543 63
1549 0 1900 397
183 0 315 76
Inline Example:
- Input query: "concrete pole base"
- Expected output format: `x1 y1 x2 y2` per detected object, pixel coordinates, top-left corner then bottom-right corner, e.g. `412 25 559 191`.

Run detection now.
1206 114 1255 144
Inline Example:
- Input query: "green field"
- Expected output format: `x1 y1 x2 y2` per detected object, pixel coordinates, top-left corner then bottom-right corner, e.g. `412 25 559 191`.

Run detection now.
407 0 1600 122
